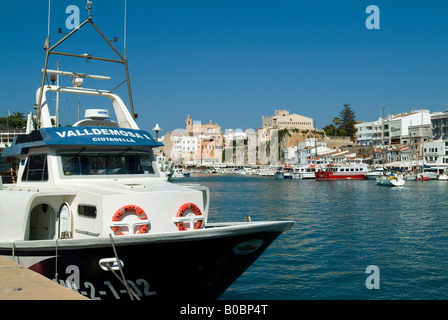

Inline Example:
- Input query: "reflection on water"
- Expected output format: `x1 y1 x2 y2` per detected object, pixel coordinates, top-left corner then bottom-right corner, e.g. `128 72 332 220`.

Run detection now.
174 175 448 299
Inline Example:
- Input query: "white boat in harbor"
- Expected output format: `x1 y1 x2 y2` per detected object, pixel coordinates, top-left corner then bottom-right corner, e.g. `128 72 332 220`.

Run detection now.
291 164 321 180
0 5 293 300
438 173 448 180
365 167 385 180
274 166 293 179
376 175 406 186
169 166 190 180
414 171 439 180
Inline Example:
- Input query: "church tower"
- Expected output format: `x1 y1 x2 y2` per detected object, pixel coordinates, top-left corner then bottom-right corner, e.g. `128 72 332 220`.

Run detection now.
186 115 193 133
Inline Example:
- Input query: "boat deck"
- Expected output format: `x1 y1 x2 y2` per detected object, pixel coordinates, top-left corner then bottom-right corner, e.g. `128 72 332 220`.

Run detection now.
0 256 88 300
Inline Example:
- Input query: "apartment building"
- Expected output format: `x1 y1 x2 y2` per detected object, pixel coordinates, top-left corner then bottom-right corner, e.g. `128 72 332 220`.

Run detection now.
357 110 431 146
431 110 448 140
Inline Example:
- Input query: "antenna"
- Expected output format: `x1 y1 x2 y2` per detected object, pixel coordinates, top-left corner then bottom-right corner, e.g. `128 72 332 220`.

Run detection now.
124 0 127 59
87 0 93 19
47 0 51 36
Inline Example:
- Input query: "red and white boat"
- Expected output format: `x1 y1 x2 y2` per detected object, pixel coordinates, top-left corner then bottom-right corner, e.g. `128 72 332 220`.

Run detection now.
315 163 369 180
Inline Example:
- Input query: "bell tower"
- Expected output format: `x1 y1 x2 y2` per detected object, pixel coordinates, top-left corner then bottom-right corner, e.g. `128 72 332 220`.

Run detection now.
186 115 193 133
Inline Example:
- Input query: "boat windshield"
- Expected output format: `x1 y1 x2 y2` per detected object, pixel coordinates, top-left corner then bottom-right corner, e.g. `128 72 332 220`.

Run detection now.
60 150 157 176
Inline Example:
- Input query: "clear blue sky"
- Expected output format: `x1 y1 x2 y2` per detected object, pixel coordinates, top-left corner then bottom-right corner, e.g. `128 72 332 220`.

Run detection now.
1 0 448 134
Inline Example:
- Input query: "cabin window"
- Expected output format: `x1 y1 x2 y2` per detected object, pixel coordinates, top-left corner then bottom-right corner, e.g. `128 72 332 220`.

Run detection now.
22 155 48 181
61 150 157 176
78 204 97 218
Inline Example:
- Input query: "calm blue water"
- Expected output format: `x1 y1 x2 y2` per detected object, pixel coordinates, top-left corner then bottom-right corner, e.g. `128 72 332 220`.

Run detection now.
174 174 448 300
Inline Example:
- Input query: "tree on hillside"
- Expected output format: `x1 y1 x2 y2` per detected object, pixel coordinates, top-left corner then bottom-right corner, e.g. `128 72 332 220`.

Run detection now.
338 104 356 138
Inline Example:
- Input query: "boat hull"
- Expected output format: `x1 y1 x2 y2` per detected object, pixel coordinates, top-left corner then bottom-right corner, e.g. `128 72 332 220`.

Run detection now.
0 221 293 300
365 173 382 180
315 172 366 180
416 172 439 180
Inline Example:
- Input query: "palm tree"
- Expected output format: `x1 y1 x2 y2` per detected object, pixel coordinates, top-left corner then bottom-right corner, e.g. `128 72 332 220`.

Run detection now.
8 112 26 129
332 117 340 136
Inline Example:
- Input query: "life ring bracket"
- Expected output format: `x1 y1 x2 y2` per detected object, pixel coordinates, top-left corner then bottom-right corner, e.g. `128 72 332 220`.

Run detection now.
111 204 149 235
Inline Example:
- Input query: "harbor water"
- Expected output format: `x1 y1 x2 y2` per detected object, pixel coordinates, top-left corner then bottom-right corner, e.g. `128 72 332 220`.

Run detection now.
174 174 448 300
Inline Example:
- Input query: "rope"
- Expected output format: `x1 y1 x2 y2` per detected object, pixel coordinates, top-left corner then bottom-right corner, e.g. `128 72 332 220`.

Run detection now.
55 239 58 282
108 234 139 300
12 241 16 263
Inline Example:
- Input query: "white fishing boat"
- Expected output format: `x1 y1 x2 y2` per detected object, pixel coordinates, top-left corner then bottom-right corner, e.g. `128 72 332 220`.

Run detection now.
365 167 385 180
291 164 321 180
0 4 293 300
376 175 406 186
274 166 293 179
438 173 448 180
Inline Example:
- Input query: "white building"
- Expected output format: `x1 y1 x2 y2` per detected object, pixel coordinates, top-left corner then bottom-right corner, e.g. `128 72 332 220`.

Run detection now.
285 139 332 164
356 121 374 145
359 110 431 146
163 130 198 164
423 139 448 166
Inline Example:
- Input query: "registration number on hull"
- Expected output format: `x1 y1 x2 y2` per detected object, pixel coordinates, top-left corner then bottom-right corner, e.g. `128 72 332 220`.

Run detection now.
54 278 156 300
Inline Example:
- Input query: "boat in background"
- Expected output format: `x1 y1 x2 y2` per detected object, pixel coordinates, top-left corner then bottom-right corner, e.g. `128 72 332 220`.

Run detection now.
438 173 448 180
274 166 293 179
376 174 405 186
315 163 369 180
365 167 385 180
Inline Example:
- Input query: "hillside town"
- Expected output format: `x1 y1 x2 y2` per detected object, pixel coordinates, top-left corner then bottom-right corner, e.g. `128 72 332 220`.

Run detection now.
154 108 448 174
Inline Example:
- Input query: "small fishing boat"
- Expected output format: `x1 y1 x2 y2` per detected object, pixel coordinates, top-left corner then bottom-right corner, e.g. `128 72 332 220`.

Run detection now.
376 175 405 186
0 4 293 300
291 164 321 180
365 167 385 180
274 166 293 179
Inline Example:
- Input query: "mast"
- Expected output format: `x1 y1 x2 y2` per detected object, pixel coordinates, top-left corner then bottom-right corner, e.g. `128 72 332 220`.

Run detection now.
314 120 318 160
381 106 386 164
417 109 424 173
55 60 60 127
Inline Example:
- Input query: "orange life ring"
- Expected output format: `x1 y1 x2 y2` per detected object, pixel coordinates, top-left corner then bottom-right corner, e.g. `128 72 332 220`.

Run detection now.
176 203 203 231
112 205 149 235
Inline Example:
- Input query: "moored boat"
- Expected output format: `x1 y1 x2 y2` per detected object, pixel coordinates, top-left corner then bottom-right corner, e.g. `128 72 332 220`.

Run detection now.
365 167 385 180
291 164 321 180
0 5 293 300
376 175 405 186
274 166 293 179
416 172 439 180
315 163 369 180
